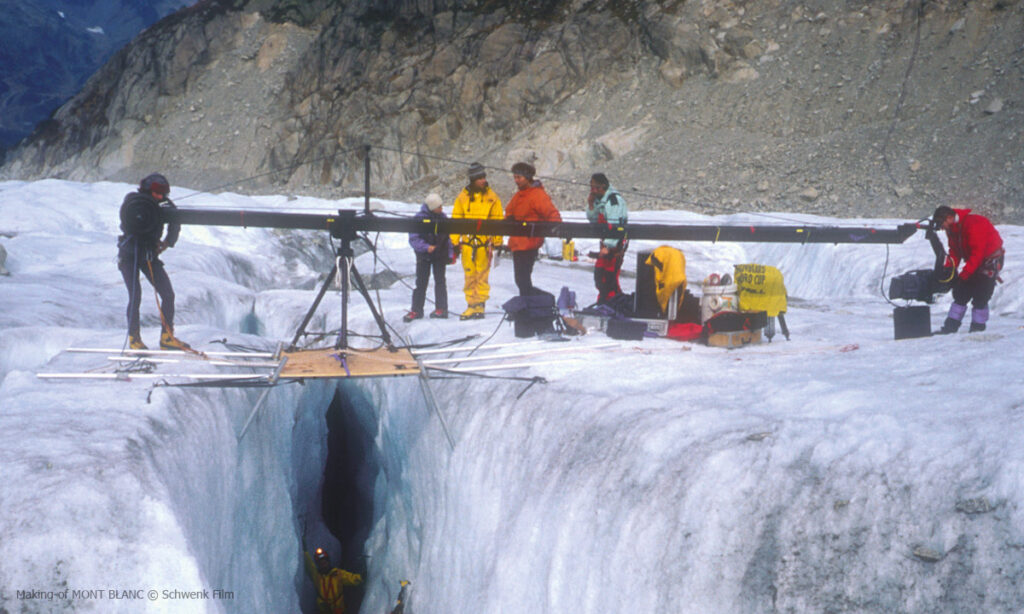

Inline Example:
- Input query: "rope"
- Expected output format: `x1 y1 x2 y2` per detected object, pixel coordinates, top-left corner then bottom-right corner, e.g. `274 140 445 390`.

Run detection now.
146 258 204 357
368 144 842 227
880 0 924 185
174 146 365 202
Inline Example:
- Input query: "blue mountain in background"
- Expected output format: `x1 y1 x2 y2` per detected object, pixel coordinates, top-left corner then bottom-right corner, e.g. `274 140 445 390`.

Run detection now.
0 0 194 152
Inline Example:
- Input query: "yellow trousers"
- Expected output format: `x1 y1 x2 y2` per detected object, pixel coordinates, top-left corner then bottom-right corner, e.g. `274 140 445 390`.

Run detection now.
460 244 493 307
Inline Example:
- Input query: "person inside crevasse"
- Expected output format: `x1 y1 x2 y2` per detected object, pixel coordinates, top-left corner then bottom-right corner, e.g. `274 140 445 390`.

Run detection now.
304 546 364 614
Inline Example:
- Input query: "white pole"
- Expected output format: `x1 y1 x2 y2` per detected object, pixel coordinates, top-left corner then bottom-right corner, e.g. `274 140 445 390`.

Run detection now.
421 343 618 366
105 356 280 368
411 339 546 356
66 347 275 358
37 373 269 380
425 359 576 373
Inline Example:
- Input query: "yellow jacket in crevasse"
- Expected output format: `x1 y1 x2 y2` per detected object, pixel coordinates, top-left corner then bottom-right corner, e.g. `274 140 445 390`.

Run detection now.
304 550 363 614
450 185 504 247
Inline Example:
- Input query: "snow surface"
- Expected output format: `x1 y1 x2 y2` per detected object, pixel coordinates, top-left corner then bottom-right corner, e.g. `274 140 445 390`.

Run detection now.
1 179 1023 613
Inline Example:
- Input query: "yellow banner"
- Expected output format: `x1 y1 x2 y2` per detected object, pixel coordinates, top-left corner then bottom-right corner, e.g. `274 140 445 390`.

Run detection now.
734 264 787 317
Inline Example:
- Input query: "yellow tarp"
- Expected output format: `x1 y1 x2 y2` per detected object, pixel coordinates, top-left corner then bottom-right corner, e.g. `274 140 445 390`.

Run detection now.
646 246 687 314
734 264 787 317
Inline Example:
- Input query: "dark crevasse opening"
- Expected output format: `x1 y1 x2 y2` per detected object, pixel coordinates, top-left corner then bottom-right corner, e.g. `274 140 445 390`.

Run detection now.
319 385 380 613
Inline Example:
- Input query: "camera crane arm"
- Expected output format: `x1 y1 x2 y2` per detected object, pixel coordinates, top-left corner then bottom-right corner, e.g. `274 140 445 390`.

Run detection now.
165 207 920 245
162 207 919 350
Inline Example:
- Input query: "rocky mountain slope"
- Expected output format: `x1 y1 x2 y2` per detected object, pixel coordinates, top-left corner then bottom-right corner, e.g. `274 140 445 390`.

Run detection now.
1 0 1022 223
0 0 194 152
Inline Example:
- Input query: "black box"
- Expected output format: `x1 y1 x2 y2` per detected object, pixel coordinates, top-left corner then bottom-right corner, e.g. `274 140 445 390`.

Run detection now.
893 305 931 340
606 318 647 340
634 251 661 318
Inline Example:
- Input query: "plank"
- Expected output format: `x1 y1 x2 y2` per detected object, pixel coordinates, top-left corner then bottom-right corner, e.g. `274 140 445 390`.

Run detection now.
278 347 420 379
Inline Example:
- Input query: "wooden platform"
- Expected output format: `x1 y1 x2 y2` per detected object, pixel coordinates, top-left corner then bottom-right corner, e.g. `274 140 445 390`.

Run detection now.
279 347 420 379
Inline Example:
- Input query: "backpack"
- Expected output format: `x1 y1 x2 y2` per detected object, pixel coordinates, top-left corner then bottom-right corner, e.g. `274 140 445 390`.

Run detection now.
502 290 561 338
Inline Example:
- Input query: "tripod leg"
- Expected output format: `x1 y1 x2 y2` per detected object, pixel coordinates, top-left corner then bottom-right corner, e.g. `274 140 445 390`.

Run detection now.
350 262 395 349
288 262 338 350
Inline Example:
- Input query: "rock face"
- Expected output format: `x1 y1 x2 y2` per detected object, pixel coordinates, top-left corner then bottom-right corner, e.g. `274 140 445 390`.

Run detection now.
2 0 1023 223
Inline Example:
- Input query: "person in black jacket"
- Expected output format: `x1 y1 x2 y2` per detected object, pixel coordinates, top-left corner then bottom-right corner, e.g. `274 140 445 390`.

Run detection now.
117 173 190 350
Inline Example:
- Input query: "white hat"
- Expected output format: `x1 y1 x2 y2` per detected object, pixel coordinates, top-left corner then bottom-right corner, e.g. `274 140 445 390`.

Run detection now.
425 193 444 210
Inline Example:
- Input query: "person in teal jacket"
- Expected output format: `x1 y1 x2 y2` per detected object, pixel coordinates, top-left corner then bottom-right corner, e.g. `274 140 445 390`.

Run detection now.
585 173 628 304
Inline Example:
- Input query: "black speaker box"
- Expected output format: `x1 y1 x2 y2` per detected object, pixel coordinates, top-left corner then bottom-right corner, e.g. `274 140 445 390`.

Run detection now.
606 318 647 341
893 305 931 340
634 251 661 318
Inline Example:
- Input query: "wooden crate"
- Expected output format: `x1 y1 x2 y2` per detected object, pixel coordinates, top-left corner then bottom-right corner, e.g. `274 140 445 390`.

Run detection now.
706 328 762 348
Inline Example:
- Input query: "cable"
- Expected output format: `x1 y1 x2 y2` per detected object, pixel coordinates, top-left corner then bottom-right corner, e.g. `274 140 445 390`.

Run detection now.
370 143 831 227
879 243 900 308
444 315 508 369
174 146 365 202
880 0 924 185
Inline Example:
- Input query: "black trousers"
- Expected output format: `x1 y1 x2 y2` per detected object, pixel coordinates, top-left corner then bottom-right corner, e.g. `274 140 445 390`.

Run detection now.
512 249 538 296
411 254 448 313
119 251 175 336
951 272 996 310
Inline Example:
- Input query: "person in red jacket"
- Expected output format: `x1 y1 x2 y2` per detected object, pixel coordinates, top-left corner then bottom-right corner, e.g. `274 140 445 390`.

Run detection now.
504 162 562 295
933 205 1005 333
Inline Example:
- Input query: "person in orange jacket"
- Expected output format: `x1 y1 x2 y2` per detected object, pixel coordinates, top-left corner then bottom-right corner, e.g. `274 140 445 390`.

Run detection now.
304 546 364 614
932 205 1005 333
504 161 562 296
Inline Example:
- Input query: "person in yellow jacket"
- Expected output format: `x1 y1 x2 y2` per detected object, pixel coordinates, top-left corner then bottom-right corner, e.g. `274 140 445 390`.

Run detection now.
305 547 363 614
450 162 504 319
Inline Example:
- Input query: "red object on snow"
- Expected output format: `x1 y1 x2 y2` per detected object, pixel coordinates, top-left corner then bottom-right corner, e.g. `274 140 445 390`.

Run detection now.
667 322 703 341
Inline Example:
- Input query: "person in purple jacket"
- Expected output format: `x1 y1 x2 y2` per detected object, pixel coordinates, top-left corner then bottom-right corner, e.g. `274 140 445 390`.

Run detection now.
404 193 454 322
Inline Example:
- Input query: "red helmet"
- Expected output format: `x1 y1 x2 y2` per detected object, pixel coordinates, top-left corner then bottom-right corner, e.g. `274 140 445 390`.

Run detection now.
140 173 170 196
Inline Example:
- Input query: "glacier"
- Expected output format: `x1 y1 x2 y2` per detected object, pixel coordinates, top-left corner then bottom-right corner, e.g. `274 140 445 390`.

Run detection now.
1 179 1023 613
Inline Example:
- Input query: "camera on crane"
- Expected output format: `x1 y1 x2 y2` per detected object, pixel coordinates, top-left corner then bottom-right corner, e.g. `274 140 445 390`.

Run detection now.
887 219 954 339
887 220 954 304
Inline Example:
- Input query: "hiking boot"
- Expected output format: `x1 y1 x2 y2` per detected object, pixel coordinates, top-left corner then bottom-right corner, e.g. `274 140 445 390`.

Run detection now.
402 310 422 323
128 335 148 350
460 304 485 320
934 317 961 335
160 331 192 351
969 322 986 333
429 309 448 319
